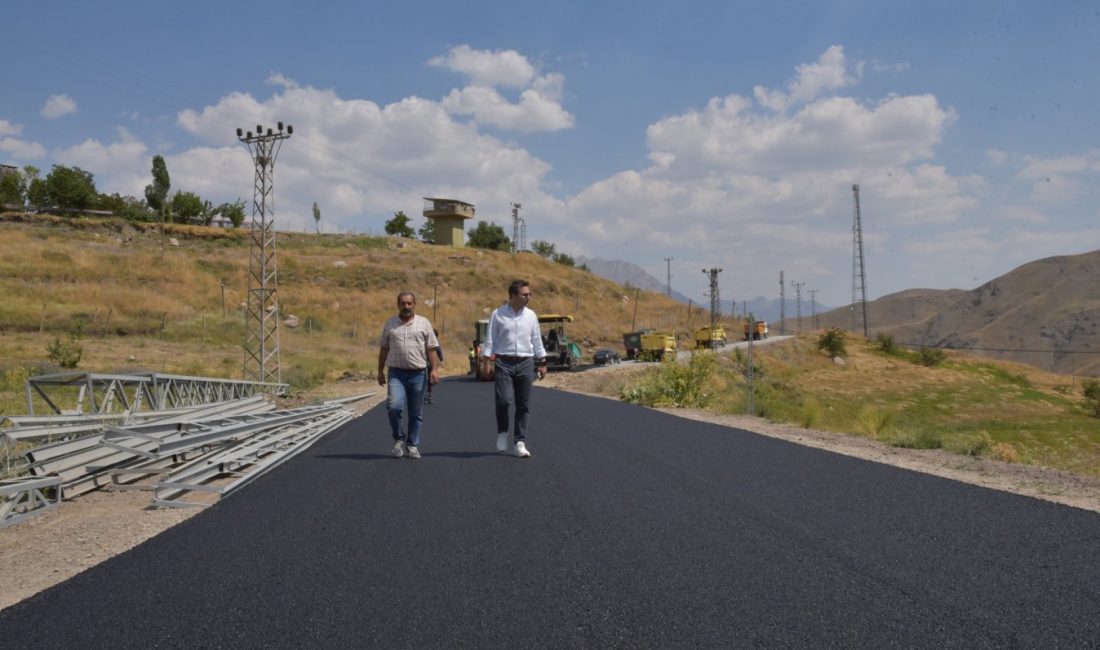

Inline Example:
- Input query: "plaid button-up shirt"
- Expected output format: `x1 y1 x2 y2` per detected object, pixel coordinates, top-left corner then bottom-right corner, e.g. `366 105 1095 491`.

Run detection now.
379 314 439 370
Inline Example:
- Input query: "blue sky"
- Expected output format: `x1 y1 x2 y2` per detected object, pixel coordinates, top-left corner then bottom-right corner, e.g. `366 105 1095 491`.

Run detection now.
2 1 1099 308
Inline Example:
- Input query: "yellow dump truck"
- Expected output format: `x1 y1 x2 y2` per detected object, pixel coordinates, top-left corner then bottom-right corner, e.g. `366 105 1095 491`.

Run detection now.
639 330 677 361
693 326 727 349
744 321 769 341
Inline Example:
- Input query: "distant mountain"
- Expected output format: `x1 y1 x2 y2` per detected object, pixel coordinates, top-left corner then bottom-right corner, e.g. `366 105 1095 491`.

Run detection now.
798 250 1100 376
576 256 829 325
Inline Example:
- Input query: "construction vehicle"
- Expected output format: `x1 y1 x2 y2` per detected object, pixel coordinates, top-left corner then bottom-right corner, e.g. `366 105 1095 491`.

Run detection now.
539 314 582 371
744 320 769 341
622 330 646 360
469 319 494 381
693 325 727 349
638 330 676 362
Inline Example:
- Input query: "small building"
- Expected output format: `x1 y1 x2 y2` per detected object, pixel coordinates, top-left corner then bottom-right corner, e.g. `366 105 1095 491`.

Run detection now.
0 164 17 180
422 197 475 247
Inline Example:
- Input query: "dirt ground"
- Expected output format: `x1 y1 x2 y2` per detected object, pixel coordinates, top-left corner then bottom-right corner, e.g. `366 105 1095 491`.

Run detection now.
3 370 1099 612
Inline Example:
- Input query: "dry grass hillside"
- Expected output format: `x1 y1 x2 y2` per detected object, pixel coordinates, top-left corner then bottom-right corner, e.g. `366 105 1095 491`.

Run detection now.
791 250 1100 377
0 212 698 404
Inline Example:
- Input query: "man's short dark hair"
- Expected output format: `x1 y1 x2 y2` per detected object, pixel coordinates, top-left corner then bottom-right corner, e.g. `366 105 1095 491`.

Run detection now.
508 279 529 297
397 291 416 305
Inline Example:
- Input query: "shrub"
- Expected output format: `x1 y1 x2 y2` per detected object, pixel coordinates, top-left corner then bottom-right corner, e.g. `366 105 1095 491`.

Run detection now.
875 332 899 355
943 431 993 456
800 396 821 429
620 353 715 408
854 405 893 438
1083 379 1100 417
990 442 1019 463
887 429 943 450
817 327 847 358
917 346 946 367
46 322 84 369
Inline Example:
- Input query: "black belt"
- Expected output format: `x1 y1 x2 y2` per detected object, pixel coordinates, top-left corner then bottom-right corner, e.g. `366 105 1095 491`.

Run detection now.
496 355 531 362
395 366 427 371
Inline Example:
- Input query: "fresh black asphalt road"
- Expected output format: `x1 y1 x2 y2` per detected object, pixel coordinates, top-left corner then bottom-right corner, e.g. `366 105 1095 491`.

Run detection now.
2 377 1099 648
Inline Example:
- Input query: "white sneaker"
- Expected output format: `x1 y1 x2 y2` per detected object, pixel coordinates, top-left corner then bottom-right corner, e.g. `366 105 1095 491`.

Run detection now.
496 432 508 452
406 445 421 460
391 440 406 458
514 441 531 458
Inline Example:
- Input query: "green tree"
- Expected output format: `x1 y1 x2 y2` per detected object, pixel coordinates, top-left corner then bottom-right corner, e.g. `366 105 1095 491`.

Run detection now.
144 155 170 221
531 240 556 258
44 165 97 212
312 201 321 233
24 165 47 208
216 200 247 228
467 220 511 251
385 210 415 237
418 217 437 243
94 193 151 220
171 191 206 223
817 327 848 358
0 168 27 206
552 252 575 267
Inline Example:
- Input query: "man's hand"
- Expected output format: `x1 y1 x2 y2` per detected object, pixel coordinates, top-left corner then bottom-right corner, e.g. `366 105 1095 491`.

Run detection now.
537 365 548 381
378 371 386 386
429 368 440 385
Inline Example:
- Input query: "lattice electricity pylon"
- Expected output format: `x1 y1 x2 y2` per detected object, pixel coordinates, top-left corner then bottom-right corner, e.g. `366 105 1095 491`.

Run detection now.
237 122 293 384
702 267 722 329
511 202 522 253
851 184 869 337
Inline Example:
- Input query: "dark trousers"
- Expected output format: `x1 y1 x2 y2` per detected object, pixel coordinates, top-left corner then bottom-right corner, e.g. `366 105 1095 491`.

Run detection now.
494 357 533 440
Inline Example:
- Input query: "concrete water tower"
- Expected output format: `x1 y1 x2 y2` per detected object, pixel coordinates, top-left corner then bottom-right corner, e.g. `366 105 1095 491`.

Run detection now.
422 197 475 247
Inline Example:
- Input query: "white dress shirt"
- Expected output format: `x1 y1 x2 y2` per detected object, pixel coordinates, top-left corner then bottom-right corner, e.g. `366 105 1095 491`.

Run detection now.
482 303 547 359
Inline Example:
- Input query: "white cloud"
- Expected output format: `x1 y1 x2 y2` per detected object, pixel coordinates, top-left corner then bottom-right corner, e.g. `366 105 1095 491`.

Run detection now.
0 119 23 136
439 83 574 133
266 73 299 90
986 149 1008 165
429 45 535 88
0 137 47 160
753 45 861 113
0 120 47 159
430 45 574 133
41 94 78 119
1016 150 1100 179
54 127 148 175
173 82 556 230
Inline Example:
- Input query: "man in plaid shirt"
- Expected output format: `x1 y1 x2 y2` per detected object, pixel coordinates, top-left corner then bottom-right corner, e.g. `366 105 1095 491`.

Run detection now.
377 291 440 459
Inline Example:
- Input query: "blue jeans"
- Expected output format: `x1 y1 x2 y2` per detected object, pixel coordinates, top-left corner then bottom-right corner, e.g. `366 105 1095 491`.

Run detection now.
494 357 534 441
386 368 427 447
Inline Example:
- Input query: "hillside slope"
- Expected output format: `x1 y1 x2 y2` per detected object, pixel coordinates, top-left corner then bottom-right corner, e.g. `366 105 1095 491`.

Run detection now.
0 214 695 388
800 251 1100 376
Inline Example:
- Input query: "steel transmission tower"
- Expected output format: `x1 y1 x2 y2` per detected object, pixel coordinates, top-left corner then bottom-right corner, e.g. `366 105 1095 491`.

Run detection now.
851 184 869 337
511 202 522 253
702 268 722 329
791 280 805 334
778 271 785 335
809 288 819 330
237 121 292 384
664 257 674 297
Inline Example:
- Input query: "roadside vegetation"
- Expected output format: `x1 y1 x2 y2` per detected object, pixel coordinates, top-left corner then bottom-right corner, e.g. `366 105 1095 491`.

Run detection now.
617 333 1100 478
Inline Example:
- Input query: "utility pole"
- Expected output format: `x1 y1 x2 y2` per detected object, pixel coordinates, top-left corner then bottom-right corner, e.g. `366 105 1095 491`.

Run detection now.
851 184 869 337
664 257 674 297
792 280 805 334
511 202 522 254
778 271 785 335
702 268 722 330
237 121 292 384
746 312 755 416
809 289 818 330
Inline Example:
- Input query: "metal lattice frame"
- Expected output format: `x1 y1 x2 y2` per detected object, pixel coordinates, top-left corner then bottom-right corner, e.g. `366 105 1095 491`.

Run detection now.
239 125 291 384
22 372 288 416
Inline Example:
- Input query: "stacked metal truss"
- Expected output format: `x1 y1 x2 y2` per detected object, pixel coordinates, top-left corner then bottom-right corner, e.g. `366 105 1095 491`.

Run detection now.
1 374 366 528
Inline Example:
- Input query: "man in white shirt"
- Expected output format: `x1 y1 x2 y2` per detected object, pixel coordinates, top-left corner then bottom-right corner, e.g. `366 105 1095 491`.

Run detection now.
378 291 440 460
481 279 548 458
